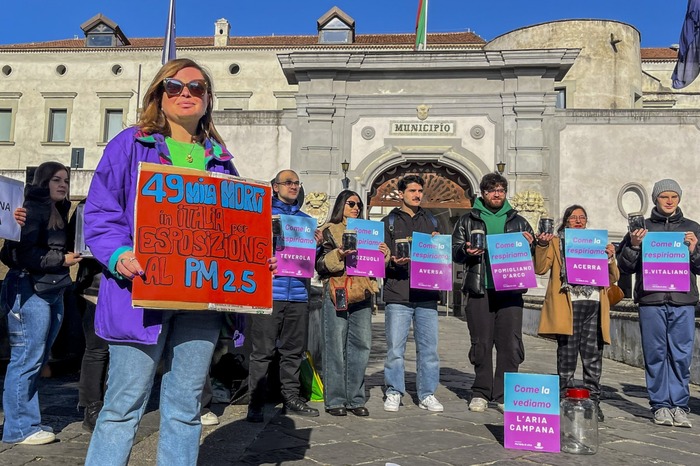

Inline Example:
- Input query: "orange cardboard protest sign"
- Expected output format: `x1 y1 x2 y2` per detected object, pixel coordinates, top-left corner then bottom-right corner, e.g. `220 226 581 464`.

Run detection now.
131 163 272 313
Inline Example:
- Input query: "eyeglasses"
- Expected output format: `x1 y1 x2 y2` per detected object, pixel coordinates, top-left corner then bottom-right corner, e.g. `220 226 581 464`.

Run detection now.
345 201 363 208
275 180 302 187
569 216 588 221
162 78 208 98
485 188 506 195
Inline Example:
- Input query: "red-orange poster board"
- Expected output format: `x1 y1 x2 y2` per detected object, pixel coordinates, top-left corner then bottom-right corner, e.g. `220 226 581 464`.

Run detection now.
131 162 273 313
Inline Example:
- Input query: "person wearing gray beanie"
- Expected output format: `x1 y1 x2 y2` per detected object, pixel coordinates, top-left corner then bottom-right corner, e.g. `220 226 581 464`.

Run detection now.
616 178 700 429
651 179 682 205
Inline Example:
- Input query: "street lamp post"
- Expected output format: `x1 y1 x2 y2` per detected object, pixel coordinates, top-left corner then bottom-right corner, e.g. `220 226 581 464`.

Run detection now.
341 159 350 189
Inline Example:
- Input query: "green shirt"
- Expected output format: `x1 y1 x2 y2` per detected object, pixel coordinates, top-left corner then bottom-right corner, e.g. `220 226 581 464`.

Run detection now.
165 137 206 170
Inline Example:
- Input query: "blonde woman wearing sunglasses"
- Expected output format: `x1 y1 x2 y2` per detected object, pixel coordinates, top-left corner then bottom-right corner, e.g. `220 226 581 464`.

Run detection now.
83 59 274 465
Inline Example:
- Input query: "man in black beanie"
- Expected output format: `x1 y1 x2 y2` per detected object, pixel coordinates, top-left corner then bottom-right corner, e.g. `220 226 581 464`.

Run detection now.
617 178 700 428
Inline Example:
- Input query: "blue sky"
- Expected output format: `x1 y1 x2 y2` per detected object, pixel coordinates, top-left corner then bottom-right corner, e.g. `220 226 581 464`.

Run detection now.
0 1 688 48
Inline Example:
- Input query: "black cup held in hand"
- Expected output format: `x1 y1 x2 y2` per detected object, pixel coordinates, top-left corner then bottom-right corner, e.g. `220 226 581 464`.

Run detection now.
539 217 554 235
628 212 645 232
272 215 284 250
396 238 411 259
470 229 486 250
342 230 357 250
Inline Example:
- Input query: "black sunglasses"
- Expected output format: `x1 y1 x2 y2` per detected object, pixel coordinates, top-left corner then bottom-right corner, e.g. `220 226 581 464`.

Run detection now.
346 201 363 208
162 78 208 98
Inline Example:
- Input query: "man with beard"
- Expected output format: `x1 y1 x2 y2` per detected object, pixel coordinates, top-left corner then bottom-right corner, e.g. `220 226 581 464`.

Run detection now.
452 173 534 413
381 175 444 413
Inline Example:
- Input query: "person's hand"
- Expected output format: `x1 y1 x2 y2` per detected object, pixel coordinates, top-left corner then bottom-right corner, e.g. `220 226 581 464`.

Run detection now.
431 231 439 237
605 243 616 260
63 252 82 267
391 256 410 265
465 242 484 256
116 251 143 280
268 257 278 275
338 248 357 259
537 233 554 247
13 207 27 227
685 231 698 253
522 231 534 245
379 242 390 256
314 229 323 246
630 228 647 247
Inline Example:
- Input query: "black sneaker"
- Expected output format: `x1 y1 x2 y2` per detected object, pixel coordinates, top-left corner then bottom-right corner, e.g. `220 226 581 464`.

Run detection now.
284 398 319 417
597 404 605 423
83 401 103 432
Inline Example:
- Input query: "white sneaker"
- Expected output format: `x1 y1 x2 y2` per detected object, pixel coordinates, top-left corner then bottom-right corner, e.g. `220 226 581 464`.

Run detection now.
469 397 488 412
496 403 505 414
17 430 56 445
200 410 220 426
419 395 444 412
384 393 401 412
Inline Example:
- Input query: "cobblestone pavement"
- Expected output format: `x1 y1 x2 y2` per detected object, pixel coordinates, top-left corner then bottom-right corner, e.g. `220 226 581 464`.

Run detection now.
2 312 700 465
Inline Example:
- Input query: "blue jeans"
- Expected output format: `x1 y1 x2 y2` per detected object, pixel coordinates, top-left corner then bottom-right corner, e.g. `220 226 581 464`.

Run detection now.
2 288 64 443
384 302 439 401
639 304 695 411
85 311 222 466
321 290 372 409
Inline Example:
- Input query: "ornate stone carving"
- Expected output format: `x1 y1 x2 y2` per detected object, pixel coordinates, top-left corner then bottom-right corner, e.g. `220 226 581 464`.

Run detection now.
361 126 376 140
301 192 331 226
470 125 485 139
369 161 473 209
511 190 548 232
416 104 430 121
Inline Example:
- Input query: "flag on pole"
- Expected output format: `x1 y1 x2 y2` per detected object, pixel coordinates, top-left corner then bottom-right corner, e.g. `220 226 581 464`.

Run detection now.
672 0 700 89
415 0 428 51
161 0 176 65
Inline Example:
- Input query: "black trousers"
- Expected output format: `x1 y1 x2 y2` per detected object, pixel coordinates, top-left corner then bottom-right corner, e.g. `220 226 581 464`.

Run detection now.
78 300 109 406
465 289 525 403
248 301 309 407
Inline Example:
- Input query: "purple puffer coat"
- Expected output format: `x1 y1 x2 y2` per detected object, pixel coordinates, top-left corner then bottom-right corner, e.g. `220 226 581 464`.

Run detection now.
84 127 238 344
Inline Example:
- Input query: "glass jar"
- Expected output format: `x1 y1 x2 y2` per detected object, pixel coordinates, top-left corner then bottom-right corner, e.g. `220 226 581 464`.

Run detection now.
560 388 598 455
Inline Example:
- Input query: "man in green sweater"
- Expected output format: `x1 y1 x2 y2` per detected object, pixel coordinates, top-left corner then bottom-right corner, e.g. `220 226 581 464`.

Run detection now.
451 173 534 413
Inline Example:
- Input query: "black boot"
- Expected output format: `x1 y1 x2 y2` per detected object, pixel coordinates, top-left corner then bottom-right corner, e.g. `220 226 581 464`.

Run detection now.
83 401 103 432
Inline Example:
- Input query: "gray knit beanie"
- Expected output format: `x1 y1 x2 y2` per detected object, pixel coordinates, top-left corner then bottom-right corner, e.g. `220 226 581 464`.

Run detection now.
652 179 682 204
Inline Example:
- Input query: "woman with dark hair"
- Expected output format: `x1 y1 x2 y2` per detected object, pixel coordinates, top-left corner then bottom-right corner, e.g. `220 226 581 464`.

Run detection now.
83 58 274 465
0 161 81 445
315 190 390 416
534 205 619 422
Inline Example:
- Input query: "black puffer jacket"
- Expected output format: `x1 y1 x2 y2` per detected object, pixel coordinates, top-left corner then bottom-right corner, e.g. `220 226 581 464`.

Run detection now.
3 185 70 274
617 207 700 306
452 208 534 296
381 207 441 304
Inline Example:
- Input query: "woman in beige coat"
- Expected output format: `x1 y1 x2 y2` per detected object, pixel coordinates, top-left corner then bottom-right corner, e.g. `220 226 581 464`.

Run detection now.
534 205 619 422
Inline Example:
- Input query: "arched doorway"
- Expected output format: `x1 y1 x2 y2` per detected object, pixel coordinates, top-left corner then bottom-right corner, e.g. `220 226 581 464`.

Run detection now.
367 160 474 230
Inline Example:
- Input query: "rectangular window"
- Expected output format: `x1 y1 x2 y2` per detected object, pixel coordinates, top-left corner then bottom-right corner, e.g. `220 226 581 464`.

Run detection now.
103 109 123 142
0 109 11 142
555 88 566 109
48 109 67 142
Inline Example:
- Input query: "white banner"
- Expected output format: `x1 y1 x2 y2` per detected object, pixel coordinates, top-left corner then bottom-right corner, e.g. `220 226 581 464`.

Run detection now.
0 175 24 241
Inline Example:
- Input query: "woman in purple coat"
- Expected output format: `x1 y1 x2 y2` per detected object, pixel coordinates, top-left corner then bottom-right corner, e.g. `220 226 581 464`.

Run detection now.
83 59 255 465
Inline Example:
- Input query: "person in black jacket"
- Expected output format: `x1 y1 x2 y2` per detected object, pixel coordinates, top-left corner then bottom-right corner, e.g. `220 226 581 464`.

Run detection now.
617 179 700 429
67 199 107 432
381 174 444 413
0 161 82 445
452 173 534 413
